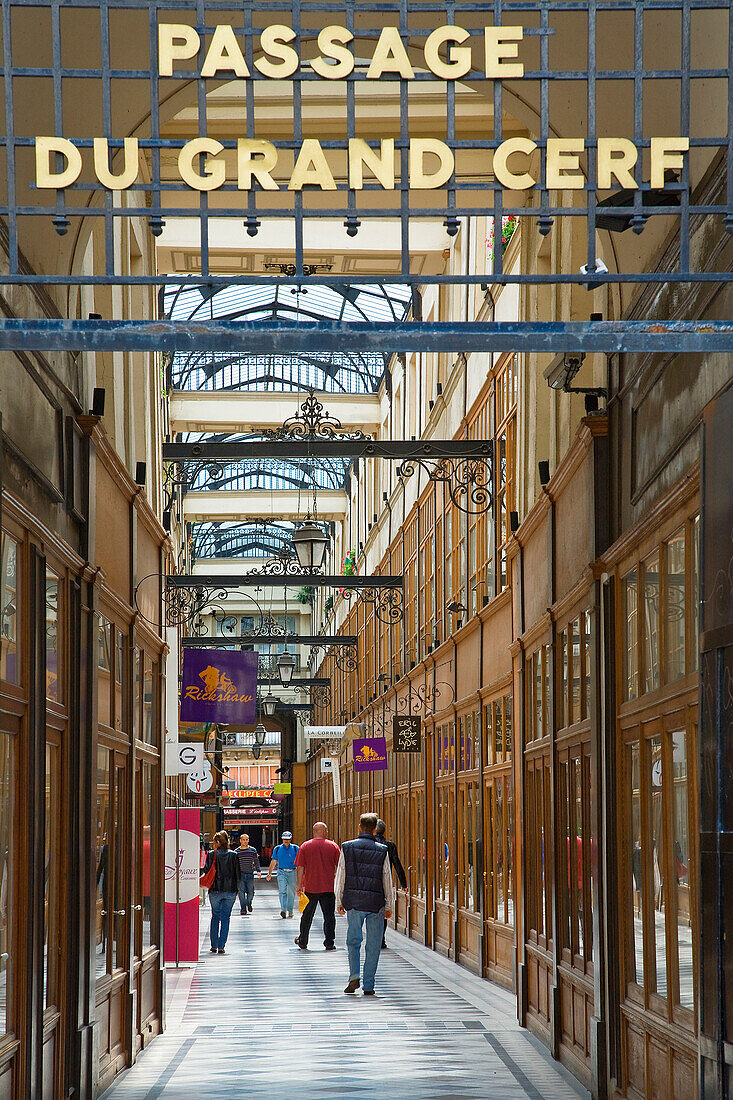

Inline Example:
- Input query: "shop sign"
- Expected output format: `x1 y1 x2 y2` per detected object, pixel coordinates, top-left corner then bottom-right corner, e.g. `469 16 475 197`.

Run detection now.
393 715 422 752
321 757 335 773
165 741 204 776
164 807 200 964
304 725 347 741
353 736 388 773
273 782 291 795
179 649 257 724
223 806 279 817
220 788 274 804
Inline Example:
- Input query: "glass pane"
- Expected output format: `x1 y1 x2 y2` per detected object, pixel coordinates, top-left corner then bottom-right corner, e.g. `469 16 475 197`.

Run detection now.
644 554 661 694
143 655 155 745
691 516 700 673
141 764 155 953
583 611 592 719
624 570 639 701
672 729 693 1009
665 534 686 682
98 619 112 728
506 775 514 925
95 748 111 978
495 777 504 922
484 784 495 918
113 765 126 970
46 572 59 700
574 759 584 957
558 761 570 949
115 632 125 731
0 534 19 684
571 619 581 724
494 699 503 762
504 694 513 759
44 743 60 1007
629 743 643 986
0 735 13 1036
534 651 543 738
649 735 666 997
133 648 142 741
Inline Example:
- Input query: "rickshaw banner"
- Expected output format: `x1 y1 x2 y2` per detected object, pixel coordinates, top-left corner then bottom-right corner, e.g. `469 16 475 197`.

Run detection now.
180 648 257 724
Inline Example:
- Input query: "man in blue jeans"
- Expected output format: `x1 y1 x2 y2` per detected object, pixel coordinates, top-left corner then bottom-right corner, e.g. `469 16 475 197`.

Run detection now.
235 832 261 914
267 831 299 918
335 812 394 995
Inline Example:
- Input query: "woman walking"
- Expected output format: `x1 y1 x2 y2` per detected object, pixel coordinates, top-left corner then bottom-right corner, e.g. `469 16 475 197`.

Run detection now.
200 831 241 954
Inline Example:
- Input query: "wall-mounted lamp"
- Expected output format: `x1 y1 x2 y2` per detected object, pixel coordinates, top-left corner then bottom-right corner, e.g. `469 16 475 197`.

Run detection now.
538 460 551 487
91 387 106 417
510 511 520 533
135 462 146 486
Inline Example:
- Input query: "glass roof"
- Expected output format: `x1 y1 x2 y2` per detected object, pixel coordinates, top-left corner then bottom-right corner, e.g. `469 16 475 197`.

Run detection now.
164 281 411 394
190 521 329 562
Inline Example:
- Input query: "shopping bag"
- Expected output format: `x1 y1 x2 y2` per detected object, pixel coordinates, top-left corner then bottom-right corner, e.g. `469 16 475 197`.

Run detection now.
298 891 309 912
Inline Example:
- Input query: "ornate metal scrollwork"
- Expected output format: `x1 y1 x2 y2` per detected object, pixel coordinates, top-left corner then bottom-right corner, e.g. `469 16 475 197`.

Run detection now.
257 654 280 678
332 644 358 673
244 548 308 578
265 388 368 442
291 682 332 708
397 456 493 515
164 583 231 629
341 586 404 624
163 459 225 511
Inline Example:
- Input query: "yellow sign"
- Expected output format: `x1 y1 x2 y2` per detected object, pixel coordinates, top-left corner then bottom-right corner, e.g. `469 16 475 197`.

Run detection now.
273 782 292 795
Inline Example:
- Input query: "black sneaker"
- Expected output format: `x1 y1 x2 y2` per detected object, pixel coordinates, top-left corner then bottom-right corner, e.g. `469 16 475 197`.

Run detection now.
294 938 308 950
363 990 375 997
324 944 336 951
247 906 253 913
344 978 360 994
280 910 286 918
209 947 217 953
217 948 225 954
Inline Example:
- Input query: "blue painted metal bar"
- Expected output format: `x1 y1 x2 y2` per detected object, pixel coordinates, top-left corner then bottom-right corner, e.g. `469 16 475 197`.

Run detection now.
0 319 731 352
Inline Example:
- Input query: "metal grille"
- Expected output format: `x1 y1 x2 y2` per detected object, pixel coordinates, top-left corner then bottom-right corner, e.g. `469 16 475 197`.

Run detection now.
0 0 730 289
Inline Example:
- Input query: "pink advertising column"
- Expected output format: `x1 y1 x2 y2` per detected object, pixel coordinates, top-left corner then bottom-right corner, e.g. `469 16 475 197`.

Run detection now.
164 807 201 964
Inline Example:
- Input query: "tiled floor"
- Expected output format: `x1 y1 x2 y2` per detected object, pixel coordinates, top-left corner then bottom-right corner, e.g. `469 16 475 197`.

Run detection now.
102 884 590 1099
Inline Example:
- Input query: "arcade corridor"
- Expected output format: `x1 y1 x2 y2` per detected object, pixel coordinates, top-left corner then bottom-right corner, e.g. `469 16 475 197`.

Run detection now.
101 885 588 1100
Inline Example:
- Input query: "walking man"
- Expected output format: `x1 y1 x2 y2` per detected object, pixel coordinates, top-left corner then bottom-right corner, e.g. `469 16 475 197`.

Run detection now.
235 832 261 915
293 822 340 950
376 818 407 948
335 812 393 995
267 831 299 918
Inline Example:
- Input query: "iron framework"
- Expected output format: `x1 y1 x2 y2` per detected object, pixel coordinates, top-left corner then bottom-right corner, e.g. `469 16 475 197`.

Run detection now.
0 0 730 289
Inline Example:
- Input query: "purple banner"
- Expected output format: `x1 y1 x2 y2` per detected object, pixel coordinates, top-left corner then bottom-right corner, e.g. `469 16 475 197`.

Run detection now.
353 736 388 773
179 648 257 724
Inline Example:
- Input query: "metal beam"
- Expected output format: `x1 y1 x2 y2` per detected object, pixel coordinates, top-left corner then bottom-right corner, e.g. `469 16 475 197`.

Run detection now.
164 440 491 461
169 574 403 589
182 635 357 646
1 319 733 353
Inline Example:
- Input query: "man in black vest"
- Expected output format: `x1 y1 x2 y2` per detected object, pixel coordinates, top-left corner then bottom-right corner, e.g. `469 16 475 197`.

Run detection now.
335 812 394 996
376 819 407 949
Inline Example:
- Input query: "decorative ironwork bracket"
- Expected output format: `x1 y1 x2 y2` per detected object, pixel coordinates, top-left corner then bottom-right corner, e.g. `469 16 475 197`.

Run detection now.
264 388 367 442
397 456 493 515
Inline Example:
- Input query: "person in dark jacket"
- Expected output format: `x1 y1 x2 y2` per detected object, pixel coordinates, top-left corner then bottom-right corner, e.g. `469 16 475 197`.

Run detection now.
200 830 241 954
335 812 393 995
376 819 407 949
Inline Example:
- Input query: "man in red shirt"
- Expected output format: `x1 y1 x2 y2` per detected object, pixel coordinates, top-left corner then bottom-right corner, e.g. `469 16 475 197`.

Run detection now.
293 822 340 951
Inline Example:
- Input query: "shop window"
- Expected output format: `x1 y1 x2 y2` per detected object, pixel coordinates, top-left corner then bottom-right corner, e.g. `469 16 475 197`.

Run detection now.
665 531 686 682
0 533 19 684
460 782 479 912
411 791 425 899
583 610 592 718
44 741 61 1008
643 553 661 694
113 763 127 969
486 774 514 925
494 698 504 763
558 749 593 965
143 654 156 745
559 629 568 729
690 516 700 673
0 733 13 1037
526 759 552 942
115 632 126 731
527 646 550 741
138 762 158 955
672 728 693 1010
133 648 142 741
628 741 644 986
46 571 60 701
648 734 666 996
624 569 639 701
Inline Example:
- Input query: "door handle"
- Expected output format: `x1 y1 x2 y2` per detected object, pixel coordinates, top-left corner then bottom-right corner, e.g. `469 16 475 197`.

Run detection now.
114 909 126 917
132 905 142 912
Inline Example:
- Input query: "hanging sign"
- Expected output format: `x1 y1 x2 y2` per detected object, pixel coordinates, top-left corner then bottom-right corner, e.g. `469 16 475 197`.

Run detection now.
332 757 342 804
304 725 347 741
321 757 335 774
179 648 257 724
165 741 204 776
273 782 291 795
353 736 388 773
164 807 200 965
393 716 422 752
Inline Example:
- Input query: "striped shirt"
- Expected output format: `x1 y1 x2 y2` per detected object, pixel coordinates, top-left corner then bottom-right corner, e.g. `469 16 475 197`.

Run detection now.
235 845 260 875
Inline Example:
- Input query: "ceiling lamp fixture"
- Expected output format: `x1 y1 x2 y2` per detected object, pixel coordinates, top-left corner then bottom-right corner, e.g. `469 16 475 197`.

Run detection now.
277 652 296 686
254 722 267 745
263 693 278 718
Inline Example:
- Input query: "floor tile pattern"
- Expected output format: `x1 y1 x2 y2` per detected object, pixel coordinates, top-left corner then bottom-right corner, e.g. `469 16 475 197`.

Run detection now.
102 885 590 1099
